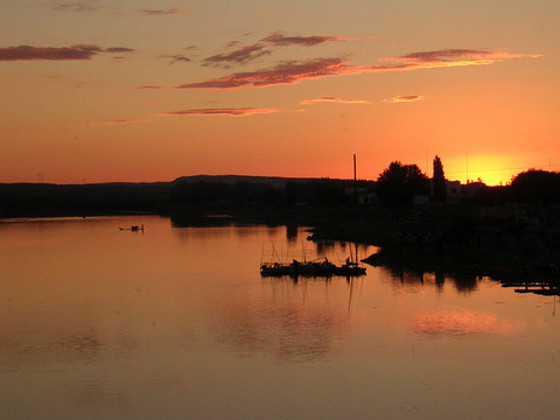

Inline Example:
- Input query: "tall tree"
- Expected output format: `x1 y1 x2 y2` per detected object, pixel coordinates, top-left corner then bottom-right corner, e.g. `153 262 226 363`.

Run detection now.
432 155 447 203
376 161 429 207
510 169 560 205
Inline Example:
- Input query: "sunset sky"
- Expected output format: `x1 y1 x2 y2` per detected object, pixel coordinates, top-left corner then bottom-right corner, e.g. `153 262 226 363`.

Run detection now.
1 0 558 185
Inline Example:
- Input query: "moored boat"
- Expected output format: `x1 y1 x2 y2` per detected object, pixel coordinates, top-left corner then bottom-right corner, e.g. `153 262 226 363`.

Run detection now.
260 257 366 278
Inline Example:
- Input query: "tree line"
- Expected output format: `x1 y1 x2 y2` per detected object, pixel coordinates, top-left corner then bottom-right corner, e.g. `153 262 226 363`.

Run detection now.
2 159 559 218
169 178 373 207
375 156 560 208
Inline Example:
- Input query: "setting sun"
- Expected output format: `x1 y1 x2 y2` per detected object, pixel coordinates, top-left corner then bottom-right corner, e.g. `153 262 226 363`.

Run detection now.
441 155 553 186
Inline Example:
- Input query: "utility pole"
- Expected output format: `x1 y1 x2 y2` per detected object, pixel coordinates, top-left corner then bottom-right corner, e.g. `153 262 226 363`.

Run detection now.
466 151 469 184
353 154 357 202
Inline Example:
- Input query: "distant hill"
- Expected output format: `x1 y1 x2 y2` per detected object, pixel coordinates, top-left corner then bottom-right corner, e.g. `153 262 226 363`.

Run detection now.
0 182 172 218
0 175 362 218
173 175 321 188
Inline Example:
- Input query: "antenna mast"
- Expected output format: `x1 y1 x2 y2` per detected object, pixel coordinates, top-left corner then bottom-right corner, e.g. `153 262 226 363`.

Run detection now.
353 153 357 200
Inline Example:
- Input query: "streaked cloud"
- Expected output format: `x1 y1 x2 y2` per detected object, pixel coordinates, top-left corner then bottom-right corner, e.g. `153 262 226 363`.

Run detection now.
170 48 539 90
383 95 426 104
202 45 271 68
175 58 350 89
199 31 366 68
106 47 134 53
87 118 154 126
300 96 370 105
392 49 541 63
161 55 191 65
0 45 134 61
138 8 181 16
378 49 542 72
54 1 100 12
260 32 356 47
159 107 280 117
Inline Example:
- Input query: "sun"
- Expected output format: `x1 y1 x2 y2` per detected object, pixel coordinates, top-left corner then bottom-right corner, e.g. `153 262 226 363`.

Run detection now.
442 155 536 186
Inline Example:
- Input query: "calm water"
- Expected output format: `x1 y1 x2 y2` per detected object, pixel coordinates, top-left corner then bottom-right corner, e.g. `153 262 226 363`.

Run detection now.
1 216 560 419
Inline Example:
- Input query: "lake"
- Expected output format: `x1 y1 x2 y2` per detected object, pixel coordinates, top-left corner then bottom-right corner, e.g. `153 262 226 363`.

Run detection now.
1 215 560 419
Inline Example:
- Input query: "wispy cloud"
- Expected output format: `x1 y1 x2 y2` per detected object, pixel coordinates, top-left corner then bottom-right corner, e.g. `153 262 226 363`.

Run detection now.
202 45 271 68
378 49 542 71
175 58 350 89
169 48 540 90
137 85 164 90
54 1 101 12
0 45 134 61
260 32 358 47
106 47 134 53
159 107 280 117
138 8 181 16
300 96 370 105
392 49 541 63
383 95 426 104
87 118 154 126
198 31 366 68
160 55 191 65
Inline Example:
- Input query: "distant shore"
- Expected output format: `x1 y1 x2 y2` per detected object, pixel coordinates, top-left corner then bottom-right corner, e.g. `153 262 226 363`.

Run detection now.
3 179 560 290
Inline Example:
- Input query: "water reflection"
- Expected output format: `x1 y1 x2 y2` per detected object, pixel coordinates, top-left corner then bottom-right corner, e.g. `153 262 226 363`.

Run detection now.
413 309 523 336
382 266 479 293
286 223 298 242
3 217 560 419
170 213 234 228
210 277 352 363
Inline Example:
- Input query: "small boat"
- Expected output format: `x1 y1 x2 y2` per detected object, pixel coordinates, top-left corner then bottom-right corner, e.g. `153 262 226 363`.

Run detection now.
119 224 144 231
260 257 366 278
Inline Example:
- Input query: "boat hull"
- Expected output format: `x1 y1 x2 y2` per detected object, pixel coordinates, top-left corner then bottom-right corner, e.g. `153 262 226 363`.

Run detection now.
260 261 366 278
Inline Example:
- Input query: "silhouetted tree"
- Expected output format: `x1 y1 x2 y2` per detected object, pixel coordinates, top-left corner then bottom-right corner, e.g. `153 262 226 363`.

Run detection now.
510 169 560 205
432 155 447 203
376 161 429 207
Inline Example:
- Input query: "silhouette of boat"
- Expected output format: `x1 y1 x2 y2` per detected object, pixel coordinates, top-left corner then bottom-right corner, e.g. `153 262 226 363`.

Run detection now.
260 257 366 278
119 224 144 231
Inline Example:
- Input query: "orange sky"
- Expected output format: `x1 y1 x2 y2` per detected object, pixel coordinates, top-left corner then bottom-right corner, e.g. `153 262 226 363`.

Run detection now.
1 1 559 185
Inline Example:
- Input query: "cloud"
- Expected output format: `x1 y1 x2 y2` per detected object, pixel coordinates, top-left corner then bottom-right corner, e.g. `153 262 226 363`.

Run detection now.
159 107 280 117
199 32 366 68
394 49 540 62
175 57 351 89
139 8 181 16
54 1 100 12
260 32 355 47
383 95 426 104
170 48 540 90
87 118 154 126
0 45 99 61
202 45 271 68
0 45 134 61
300 96 370 105
161 55 191 65
379 49 542 70
106 47 135 53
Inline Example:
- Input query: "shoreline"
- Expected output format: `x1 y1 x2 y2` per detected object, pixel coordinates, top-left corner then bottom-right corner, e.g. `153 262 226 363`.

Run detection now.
3 199 560 293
